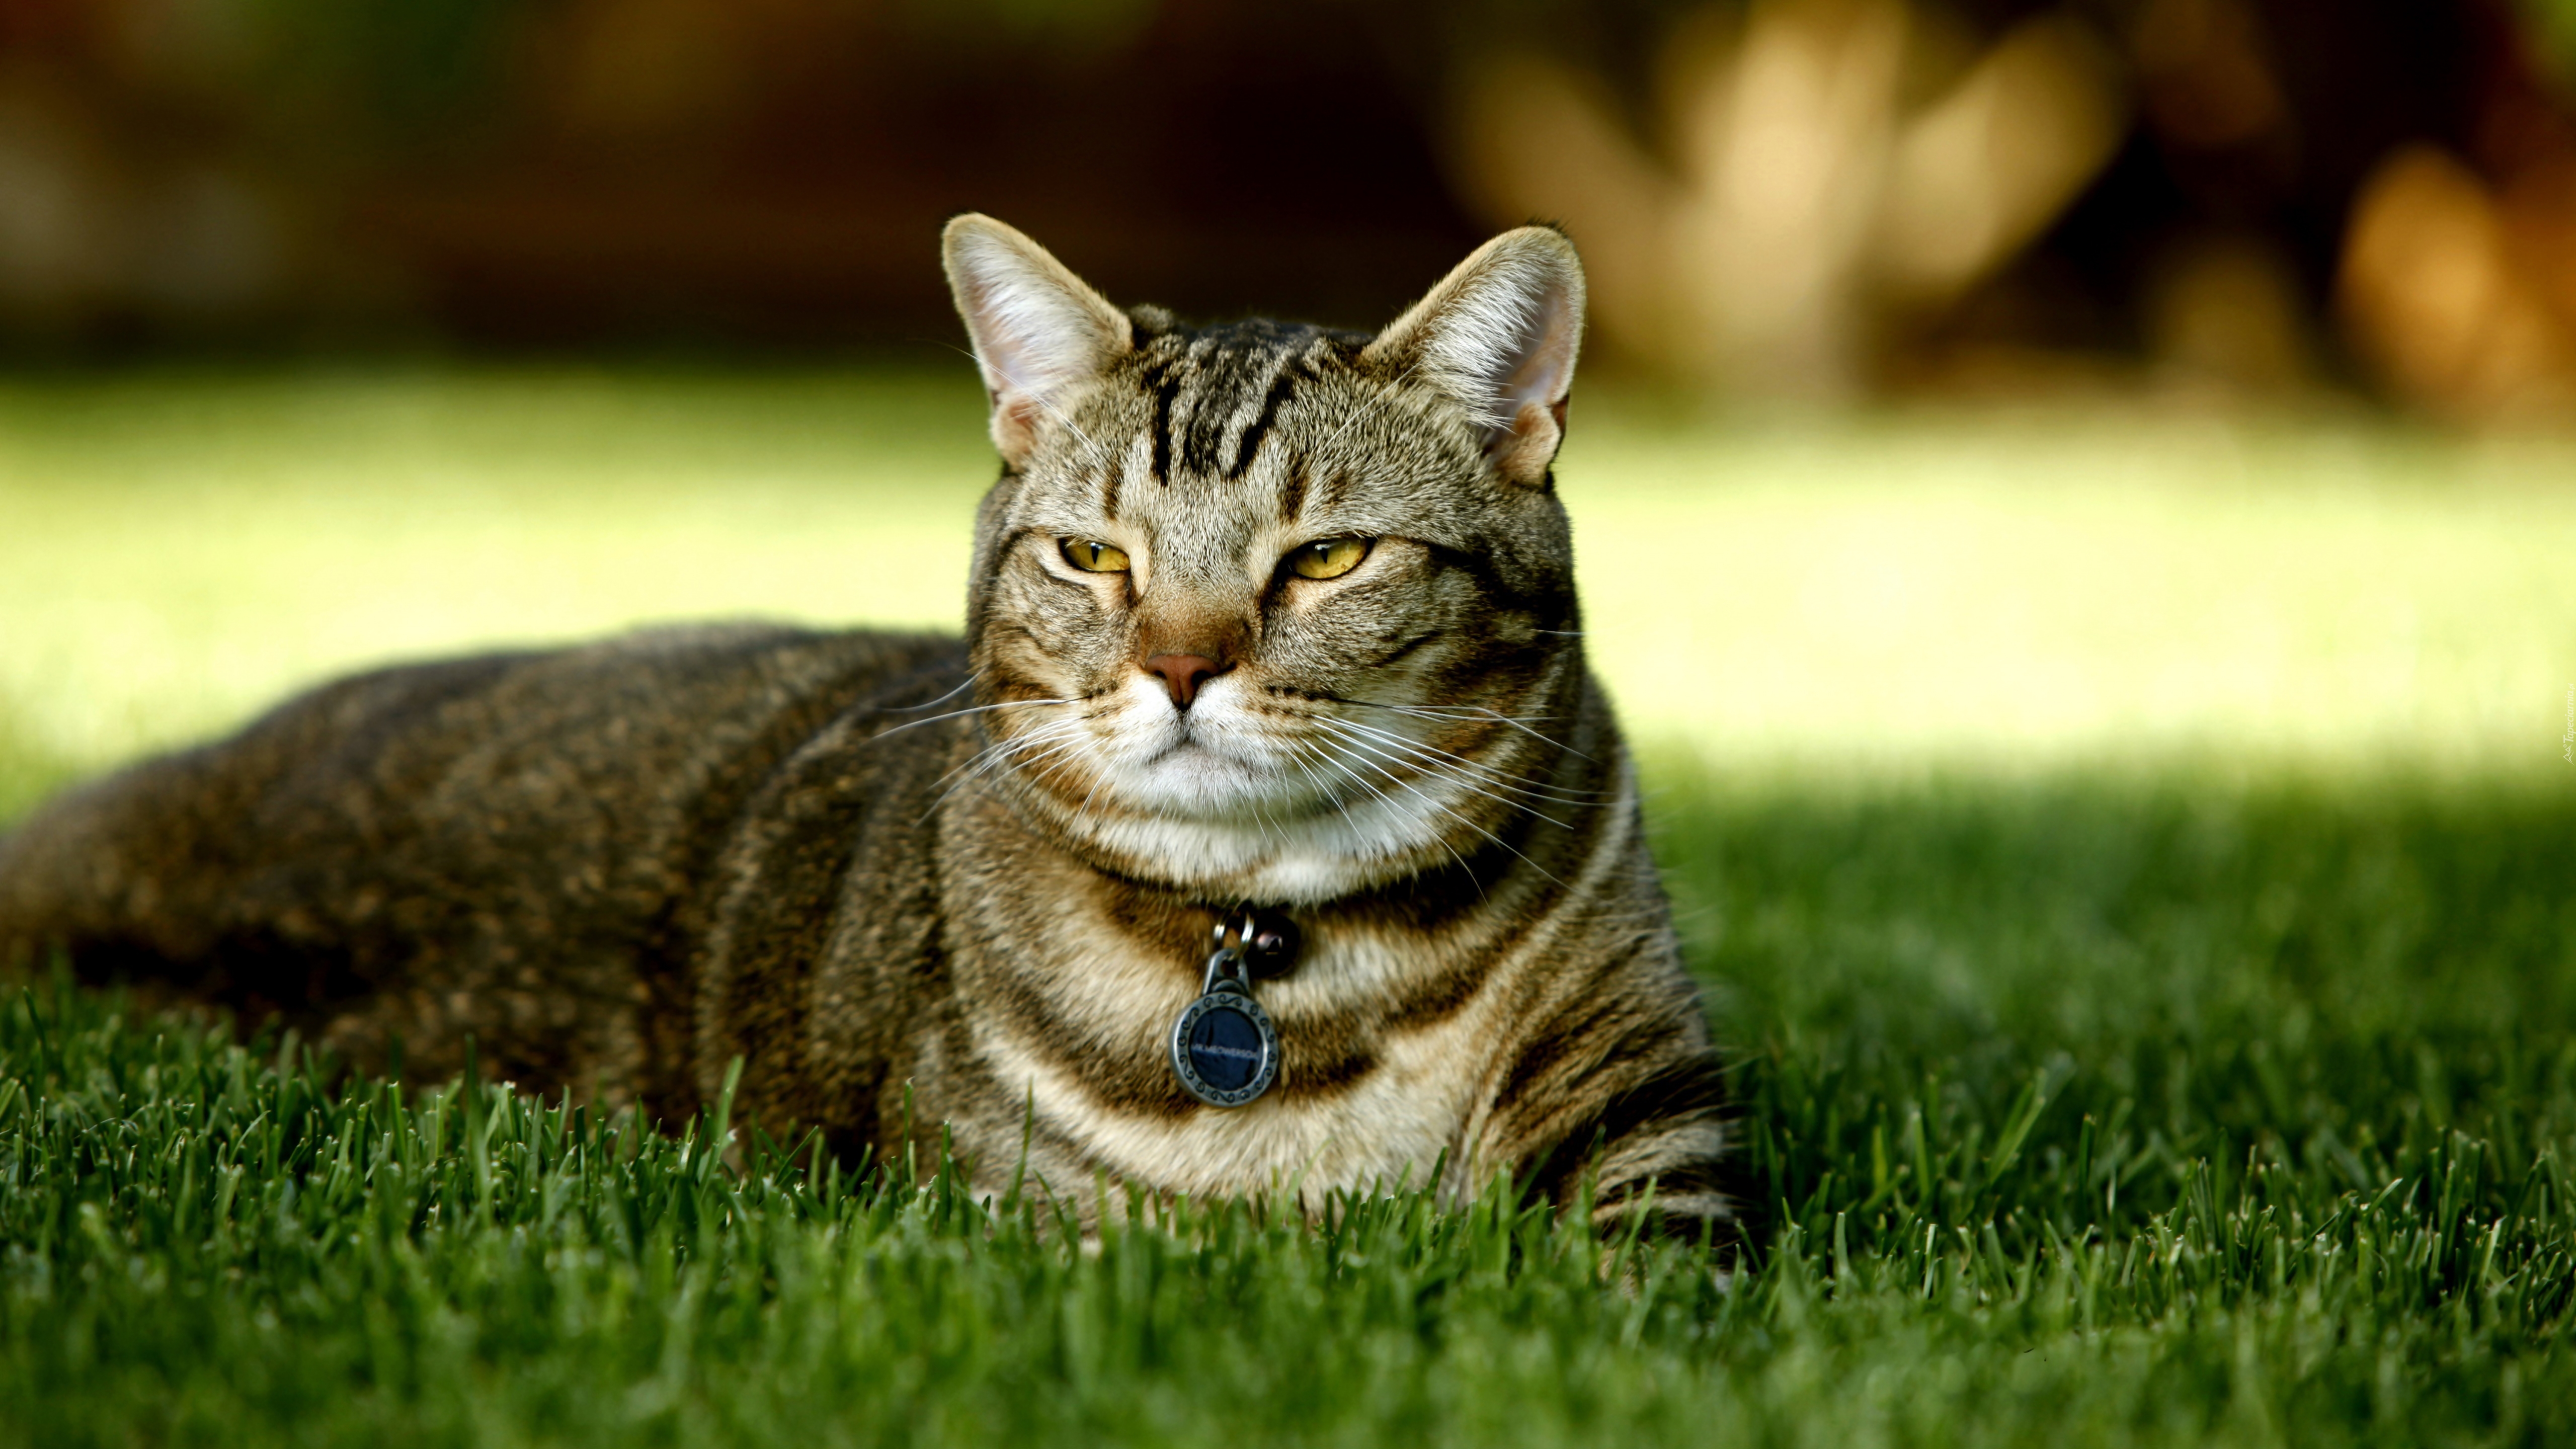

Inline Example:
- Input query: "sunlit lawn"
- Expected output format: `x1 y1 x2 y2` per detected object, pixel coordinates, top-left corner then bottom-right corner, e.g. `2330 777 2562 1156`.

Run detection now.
2 368 2568 795
3 367 2573 1446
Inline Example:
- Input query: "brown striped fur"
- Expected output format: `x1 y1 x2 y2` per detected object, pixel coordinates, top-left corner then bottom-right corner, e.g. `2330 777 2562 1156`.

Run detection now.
0 218 1736 1241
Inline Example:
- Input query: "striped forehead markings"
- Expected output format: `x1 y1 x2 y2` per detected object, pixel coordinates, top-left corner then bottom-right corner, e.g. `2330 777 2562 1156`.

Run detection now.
1176 336 1246 479
1276 459 1309 523
1225 354 1306 482
1144 357 1184 485
1133 322 1340 489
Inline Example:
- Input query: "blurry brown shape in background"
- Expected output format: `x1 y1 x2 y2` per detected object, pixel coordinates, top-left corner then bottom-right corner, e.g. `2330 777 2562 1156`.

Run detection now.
0 0 2571 426
1870 15 2133 314
0 0 1490 352
0 40 303 344
2338 143 2576 422
1448 0 2129 401
2120 0 2318 396
2142 230 2315 394
553 0 757 146
2132 0 2285 152
2332 3 2576 423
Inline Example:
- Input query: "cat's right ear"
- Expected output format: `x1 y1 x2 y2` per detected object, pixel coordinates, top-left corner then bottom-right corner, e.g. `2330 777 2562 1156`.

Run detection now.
943 214 1132 468
1364 225 1585 488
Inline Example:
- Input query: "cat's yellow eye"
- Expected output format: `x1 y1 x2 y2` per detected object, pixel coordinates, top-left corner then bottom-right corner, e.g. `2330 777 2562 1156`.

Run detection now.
1288 537 1370 581
1061 538 1131 573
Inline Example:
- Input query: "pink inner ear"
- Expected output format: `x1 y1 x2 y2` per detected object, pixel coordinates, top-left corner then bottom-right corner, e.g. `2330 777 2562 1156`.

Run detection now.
965 292 1112 463
973 315 1054 413
1476 280 1578 484
1488 398 1567 486
990 390 1046 461
1490 283 1580 424
946 222 1131 464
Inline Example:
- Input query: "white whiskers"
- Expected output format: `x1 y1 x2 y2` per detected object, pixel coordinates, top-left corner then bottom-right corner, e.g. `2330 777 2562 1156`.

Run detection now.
872 695 1075 744
1309 719 1573 835
915 710 1096 824
1311 715 1606 812
1344 699 1591 760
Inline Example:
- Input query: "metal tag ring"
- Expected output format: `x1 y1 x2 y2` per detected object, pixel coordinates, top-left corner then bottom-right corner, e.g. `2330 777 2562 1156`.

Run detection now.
1168 988 1279 1108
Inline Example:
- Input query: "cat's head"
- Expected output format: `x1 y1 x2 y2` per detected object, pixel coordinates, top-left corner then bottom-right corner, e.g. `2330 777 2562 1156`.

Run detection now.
944 215 1597 903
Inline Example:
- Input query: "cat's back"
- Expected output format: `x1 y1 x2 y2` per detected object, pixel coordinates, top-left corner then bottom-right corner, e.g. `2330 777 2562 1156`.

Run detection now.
0 623 967 1085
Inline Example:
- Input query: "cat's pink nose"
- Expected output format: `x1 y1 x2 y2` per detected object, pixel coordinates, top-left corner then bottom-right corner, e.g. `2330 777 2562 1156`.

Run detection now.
1143 654 1225 708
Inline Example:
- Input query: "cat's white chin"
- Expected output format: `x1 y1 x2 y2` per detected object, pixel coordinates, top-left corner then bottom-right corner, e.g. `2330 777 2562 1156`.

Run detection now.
1096 676 1340 824
1067 801 1462 903
1114 742 1309 821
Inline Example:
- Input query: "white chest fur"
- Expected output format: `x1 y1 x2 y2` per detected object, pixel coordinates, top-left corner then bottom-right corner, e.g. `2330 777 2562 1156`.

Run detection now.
966 927 1514 1205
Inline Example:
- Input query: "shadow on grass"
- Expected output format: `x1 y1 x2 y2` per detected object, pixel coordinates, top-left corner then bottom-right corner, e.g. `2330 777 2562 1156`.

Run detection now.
1643 759 2575 1265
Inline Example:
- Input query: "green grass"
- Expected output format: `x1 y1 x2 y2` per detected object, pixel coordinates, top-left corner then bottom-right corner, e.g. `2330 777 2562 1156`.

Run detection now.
7 774 2572 1446
3 367 2574 1444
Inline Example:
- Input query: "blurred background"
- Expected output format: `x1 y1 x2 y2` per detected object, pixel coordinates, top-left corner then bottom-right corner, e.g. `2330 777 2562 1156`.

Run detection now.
2 0 2574 418
2 0 2574 810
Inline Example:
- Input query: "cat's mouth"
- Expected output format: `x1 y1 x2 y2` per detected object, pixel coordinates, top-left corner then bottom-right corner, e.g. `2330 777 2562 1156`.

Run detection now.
996 675 1532 895
1131 713 1268 787
1080 680 1342 822
1014 673 1489 851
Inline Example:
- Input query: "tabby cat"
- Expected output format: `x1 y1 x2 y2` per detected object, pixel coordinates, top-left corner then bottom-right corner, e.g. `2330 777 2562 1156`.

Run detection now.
0 217 1736 1241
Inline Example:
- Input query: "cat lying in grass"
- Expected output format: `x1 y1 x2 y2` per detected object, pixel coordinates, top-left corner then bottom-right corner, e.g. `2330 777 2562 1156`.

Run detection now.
0 217 1736 1243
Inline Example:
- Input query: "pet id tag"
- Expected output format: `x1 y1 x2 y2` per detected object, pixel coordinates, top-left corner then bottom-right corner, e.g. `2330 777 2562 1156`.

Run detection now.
1168 911 1289 1107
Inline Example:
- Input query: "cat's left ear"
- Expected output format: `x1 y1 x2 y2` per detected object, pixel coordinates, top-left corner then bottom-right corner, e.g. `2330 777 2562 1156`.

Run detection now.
1364 226 1586 487
943 214 1132 468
